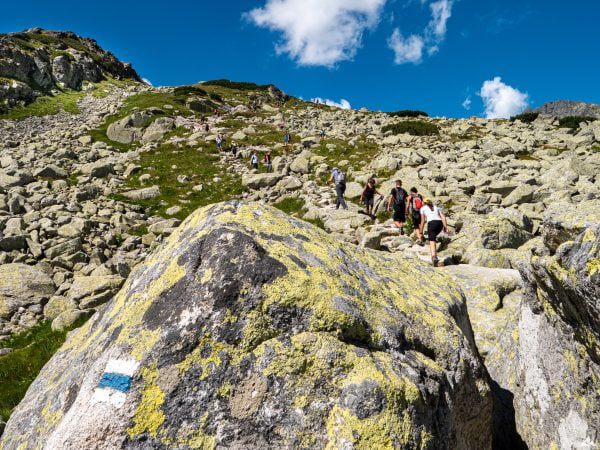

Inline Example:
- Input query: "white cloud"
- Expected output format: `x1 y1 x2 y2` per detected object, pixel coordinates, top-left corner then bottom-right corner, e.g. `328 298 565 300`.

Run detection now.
389 0 454 65
311 97 352 109
246 0 387 67
479 77 528 119
142 78 153 86
427 0 453 40
388 29 424 64
462 96 472 110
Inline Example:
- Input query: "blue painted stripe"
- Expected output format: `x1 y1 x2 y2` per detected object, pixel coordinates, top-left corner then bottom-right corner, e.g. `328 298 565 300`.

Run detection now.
98 372 133 393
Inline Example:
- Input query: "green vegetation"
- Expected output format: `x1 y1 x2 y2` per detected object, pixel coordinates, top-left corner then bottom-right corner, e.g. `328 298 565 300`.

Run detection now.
312 137 381 173
592 146 600 153
0 318 88 421
202 80 271 91
89 91 195 151
113 143 244 221
382 121 439 136
273 197 305 216
517 153 538 161
558 116 596 129
173 86 207 98
388 110 429 118
510 112 539 123
0 90 85 120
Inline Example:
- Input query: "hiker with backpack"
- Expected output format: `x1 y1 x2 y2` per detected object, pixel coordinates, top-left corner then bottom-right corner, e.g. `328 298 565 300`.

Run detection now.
361 178 382 217
216 134 224 152
387 180 409 235
250 151 259 170
419 198 448 267
409 187 425 245
329 167 348 210
264 151 273 172
284 131 290 147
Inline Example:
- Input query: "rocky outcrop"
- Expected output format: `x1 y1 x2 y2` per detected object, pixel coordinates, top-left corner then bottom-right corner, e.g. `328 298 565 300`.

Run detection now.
484 202 600 449
0 202 493 449
534 100 600 119
0 28 140 109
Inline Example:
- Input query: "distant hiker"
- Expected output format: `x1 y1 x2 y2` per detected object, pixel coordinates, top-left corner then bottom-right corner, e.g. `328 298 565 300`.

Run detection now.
252 99 258 112
361 178 382 217
330 167 347 210
205 123 210 132
409 187 425 245
419 198 448 267
320 128 326 138
231 143 238 158
387 180 409 235
251 151 259 170
216 134 223 152
284 131 290 147
264 151 273 172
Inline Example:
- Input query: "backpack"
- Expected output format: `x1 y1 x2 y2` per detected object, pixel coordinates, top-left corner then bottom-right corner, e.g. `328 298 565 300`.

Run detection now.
335 172 346 186
411 194 423 212
394 188 407 206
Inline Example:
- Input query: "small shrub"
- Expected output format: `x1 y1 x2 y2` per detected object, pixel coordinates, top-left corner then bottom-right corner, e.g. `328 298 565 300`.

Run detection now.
202 79 271 91
558 116 596 129
305 217 325 230
382 121 439 136
592 146 600 153
273 197 305 216
209 93 222 102
510 112 539 123
173 86 206 97
388 110 429 118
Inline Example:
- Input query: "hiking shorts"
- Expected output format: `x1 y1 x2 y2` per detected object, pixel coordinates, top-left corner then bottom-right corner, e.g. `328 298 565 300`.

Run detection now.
427 220 444 242
364 196 374 207
411 212 421 226
393 206 406 222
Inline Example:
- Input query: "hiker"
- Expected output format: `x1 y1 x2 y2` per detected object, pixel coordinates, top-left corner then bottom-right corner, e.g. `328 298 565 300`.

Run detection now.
231 143 238 158
387 180 409 235
284 131 290 147
216 134 223 152
361 178 382 216
264 151 273 172
329 167 347 210
418 198 448 267
320 128 325 138
250 151 259 170
409 187 425 245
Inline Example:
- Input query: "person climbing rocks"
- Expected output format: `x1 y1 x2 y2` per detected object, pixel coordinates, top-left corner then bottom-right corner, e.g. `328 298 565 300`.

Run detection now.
409 187 425 245
361 178 382 217
387 180 409 235
329 167 347 210
418 198 448 267
251 151 259 170
264 151 273 172
284 130 290 147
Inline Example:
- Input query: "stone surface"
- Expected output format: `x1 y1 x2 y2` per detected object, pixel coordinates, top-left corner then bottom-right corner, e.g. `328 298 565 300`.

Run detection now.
1 202 492 449
0 264 55 320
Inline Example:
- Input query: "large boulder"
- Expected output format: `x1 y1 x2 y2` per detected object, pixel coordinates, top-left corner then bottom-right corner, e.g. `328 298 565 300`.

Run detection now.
0 264 55 321
485 209 600 449
1 202 492 449
242 173 284 190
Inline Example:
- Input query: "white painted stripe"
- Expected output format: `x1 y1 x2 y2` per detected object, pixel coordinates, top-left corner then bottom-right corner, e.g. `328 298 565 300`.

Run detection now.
104 359 139 377
92 387 128 408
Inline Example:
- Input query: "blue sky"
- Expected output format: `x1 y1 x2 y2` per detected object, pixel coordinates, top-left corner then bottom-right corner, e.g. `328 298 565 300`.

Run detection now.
2 0 598 118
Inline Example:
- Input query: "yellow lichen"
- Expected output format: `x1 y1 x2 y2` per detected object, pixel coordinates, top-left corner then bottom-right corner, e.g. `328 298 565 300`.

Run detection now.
217 382 233 398
187 413 216 449
587 259 600 276
128 366 165 439
200 268 213 284
178 334 237 379
293 395 309 408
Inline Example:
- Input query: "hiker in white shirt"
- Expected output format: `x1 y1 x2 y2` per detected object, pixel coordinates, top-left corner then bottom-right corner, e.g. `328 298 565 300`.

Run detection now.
419 198 448 267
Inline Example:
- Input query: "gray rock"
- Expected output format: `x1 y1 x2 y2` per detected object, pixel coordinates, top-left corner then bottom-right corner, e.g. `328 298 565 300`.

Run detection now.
33 165 68 179
122 186 161 201
0 264 55 320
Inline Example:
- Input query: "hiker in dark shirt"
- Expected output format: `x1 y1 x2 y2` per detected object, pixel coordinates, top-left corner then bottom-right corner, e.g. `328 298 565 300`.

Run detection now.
361 178 382 216
387 180 409 235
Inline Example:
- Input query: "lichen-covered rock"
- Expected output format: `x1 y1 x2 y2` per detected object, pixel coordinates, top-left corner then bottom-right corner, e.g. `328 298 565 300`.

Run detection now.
0 263 55 321
486 206 600 449
0 202 492 449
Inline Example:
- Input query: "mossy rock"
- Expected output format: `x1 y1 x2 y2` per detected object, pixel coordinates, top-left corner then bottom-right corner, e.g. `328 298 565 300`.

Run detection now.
1 202 492 449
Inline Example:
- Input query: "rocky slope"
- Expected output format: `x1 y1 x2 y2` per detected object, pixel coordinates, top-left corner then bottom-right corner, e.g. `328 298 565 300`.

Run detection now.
534 100 600 118
0 28 140 111
1 31 600 448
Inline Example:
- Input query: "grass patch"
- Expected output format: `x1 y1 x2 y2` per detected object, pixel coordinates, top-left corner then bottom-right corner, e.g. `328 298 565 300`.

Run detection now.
558 116 596 129
114 142 244 221
312 136 381 173
273 197 305 216
517 153 538 161
592 146 600 153
388 110 428 118
305 217 325 230
382 121 439 136
202 80 271 91
88 91 196 151
0 318 88 421
0 90 85 120
510 112 539 123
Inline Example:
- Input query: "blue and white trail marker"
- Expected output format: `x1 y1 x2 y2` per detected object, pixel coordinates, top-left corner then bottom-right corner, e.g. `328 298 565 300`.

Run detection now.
92 359 139 407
